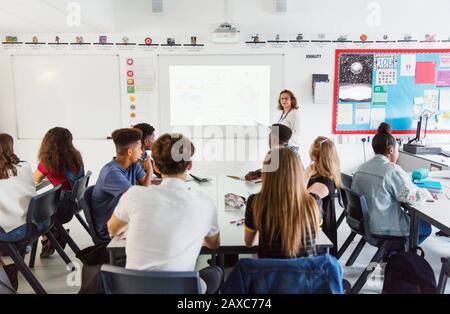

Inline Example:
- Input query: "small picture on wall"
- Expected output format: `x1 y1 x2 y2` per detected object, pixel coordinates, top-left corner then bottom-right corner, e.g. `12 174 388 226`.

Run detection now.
338 53 374 102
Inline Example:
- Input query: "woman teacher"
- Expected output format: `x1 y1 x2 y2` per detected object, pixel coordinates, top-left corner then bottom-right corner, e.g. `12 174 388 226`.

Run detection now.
277 89 301 149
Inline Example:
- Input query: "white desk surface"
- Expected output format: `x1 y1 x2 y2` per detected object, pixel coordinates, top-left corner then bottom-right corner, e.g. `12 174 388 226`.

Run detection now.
411 178 450 231
400 149 450 167
108 174 332 250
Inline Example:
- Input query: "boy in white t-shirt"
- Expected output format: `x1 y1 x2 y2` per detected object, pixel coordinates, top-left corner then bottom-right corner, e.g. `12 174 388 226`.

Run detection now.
107 133 222 293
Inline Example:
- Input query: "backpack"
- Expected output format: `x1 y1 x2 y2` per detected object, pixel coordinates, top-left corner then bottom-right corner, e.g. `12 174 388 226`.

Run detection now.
382 247 437 294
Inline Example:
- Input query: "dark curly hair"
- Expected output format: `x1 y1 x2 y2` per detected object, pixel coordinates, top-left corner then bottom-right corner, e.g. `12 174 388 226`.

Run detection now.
151 133 195 175
38 127 83 174
111 128 142 154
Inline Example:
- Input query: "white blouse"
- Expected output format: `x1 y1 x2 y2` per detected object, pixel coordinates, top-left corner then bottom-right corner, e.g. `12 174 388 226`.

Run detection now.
0 162 36 232
277 108 301 147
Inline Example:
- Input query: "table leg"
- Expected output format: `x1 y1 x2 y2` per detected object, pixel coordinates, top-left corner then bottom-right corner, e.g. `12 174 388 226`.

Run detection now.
109 250 116 265
219 254 225 270
409 209 419 251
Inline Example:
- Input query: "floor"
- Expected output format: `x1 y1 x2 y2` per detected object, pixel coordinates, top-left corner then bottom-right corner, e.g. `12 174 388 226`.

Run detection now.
4 206 450 294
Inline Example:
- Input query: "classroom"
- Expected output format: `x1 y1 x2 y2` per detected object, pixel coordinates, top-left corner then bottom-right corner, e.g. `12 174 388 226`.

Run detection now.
0 0 449 300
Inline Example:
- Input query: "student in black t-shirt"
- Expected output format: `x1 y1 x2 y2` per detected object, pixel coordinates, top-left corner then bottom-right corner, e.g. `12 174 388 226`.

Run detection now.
244 147 328 258
305 136 342 255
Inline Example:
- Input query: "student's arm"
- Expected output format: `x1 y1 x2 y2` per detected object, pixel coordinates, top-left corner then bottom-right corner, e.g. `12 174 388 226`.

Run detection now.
137 159 152 187
244 228 258 247
244 194 258 247
308 182 330 199
107 188 133 238
107 214 128 239
203 201 220 249
33 170 46 184
390 165 433 204
203 232 220 249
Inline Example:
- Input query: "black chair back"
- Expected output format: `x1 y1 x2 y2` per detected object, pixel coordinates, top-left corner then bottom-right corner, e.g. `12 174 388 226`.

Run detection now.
341 173 353 189
341 186 376 244
72 171 92 203
100 265 202 294
79 186 108 244
26 185 62 226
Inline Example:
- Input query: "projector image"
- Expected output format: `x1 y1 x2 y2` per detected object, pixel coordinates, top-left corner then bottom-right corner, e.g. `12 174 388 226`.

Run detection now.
403 144 442 155
212 23 240 43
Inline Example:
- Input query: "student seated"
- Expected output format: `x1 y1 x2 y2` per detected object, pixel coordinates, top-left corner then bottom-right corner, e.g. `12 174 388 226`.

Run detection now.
244 147 328 258
0 133 36 289
132 123 155 161
92 128 152 240
34 127 84 192
245 123 303 181
351 123 432 243
107 133 222 294
304 136 342 255
33 127 85 257
133 123 161 179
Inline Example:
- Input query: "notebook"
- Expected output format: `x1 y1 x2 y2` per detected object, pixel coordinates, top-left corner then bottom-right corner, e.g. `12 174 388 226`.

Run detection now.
414 180 442 191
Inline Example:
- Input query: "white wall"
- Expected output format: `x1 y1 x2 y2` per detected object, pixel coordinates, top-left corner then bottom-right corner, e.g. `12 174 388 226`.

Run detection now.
1 0 450 180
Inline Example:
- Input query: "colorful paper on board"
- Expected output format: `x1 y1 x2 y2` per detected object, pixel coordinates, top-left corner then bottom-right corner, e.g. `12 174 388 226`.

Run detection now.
415 62 436 84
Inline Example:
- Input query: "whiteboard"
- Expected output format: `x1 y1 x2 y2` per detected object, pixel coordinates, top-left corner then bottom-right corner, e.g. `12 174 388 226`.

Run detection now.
158 54 284 137
12 55 121 139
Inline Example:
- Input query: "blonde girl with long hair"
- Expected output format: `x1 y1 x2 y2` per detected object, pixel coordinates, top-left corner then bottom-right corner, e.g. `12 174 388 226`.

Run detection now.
244 147 327 258
305 136 342 255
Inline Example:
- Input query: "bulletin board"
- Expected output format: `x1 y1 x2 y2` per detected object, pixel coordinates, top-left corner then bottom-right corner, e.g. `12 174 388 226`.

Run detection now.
333 49 450 134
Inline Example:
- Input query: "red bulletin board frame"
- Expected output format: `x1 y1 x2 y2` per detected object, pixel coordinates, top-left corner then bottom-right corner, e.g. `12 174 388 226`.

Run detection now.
332 49 450 135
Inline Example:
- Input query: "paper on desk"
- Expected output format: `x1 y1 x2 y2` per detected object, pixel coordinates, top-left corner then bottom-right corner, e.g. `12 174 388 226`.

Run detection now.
429 170 450 179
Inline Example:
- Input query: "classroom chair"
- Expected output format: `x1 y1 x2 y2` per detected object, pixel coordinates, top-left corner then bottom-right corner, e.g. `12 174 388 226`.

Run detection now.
339 187 407 294
28 171 92 268
0 185 72 294
79 186 110 245
72 171 92 233
221 254 344 294
335 173 353 228
438 257 450 294
100 264 202 294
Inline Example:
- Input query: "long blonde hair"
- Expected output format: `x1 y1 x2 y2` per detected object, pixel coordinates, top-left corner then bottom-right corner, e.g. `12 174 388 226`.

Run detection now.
309 136 341 188
253 147 320 257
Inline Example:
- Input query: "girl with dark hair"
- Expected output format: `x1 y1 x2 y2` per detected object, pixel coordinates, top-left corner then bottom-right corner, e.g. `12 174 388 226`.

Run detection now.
34 127 84 191
33 127 85 257
351 123 432 243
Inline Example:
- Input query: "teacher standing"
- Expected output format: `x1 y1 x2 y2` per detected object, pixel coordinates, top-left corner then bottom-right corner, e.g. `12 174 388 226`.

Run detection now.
277 89 301 149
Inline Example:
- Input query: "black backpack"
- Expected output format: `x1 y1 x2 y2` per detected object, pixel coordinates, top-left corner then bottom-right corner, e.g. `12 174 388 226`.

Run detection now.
382 247 437 294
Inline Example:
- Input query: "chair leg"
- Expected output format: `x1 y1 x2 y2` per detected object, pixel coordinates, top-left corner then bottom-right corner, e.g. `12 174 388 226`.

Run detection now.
337 231 357 260
55 222 80 255
350 246 386 294
75 213 90 233
438 257 449 294
346 237 367 267
336 211 345 228
28 240 38 268
6 243 46 294
46 232 74 270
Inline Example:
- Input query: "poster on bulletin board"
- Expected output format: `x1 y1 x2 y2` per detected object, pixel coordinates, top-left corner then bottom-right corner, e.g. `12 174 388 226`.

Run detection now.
333 49 450 134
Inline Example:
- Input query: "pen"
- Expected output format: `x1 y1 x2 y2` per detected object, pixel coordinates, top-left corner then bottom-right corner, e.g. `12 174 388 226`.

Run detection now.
230 218 245 224
227 175 242 180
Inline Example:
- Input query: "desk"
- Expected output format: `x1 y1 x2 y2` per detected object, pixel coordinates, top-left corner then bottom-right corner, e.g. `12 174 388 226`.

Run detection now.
408 178 450 251
398 149 450 172
106 175 333 268
35 179 51 192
